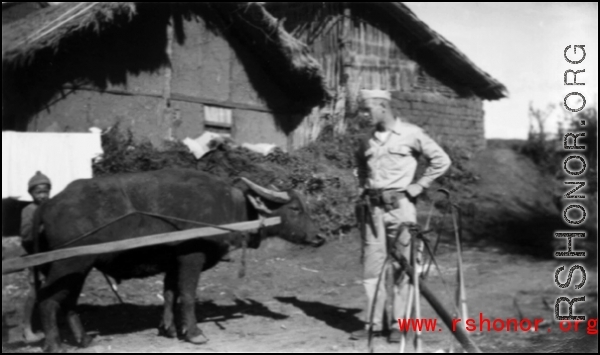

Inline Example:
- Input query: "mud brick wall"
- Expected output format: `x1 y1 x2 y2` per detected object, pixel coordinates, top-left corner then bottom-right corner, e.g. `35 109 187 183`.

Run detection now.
391 71 486 151
6 13 291 151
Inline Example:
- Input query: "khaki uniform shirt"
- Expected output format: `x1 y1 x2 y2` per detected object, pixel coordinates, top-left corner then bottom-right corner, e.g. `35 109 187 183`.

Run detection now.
356 119 451 191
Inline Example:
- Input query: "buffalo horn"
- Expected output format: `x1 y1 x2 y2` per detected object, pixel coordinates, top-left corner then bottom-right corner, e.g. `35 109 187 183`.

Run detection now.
240 177 291 203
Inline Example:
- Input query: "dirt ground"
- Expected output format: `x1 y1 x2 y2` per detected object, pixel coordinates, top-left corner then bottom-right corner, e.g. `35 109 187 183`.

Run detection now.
2 148 598 353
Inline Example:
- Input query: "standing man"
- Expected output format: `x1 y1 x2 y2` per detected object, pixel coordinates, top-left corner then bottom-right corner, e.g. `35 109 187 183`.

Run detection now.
351 90 451 343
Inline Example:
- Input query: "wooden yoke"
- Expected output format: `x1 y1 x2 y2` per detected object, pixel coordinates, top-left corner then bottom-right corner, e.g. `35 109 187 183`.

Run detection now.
2 217 281 275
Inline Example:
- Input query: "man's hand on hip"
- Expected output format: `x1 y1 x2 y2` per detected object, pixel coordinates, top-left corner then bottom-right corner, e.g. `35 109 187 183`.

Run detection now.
406 184 424 198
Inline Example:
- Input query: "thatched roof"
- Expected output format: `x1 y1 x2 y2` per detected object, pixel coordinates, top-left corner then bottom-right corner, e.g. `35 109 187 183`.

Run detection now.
2 3 136 65
375 3 507 100
2 2 50 25
207 2 330 105
265 2 507 101
2 2 330 105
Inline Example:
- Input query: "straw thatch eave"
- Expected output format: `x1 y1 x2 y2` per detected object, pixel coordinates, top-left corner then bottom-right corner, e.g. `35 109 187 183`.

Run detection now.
371 2 507 101
2 2 137 67
2 2 330 108
208 2 331 107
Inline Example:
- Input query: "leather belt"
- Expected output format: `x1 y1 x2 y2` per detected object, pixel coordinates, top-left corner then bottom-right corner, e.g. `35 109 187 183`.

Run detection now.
365 189 409 211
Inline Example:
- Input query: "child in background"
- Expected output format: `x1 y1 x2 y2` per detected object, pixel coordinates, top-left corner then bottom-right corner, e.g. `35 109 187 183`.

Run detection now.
19 171 52 343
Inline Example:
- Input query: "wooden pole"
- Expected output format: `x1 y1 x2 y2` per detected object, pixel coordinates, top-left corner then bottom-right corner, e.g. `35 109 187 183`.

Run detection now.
412 231 423 353
102 272 124 305
451 205 469 329
438 188 469 336
2 217 281 275
162 12 174 138
399 283 414 353
391 252 482 353
341 6 356 115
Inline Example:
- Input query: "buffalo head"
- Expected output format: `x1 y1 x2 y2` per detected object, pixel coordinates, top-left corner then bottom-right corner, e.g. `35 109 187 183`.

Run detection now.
239 178 325 247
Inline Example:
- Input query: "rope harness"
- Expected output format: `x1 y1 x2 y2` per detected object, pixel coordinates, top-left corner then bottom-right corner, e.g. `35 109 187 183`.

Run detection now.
57 211 258 249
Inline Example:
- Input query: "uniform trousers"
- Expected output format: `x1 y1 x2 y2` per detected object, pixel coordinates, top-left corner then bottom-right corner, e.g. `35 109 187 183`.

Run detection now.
362 196 416 329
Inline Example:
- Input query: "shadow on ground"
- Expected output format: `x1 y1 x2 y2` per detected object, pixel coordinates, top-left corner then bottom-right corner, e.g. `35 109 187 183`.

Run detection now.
275 297 363 333
2 299 289 353
75 299 288 337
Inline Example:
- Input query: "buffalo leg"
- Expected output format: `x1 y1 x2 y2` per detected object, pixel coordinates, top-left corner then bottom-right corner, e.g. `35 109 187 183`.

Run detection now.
158 268 178 339
38 261 91 353
39 295 63 353
66 312 92 348
64 274 92 348
177 252 208 344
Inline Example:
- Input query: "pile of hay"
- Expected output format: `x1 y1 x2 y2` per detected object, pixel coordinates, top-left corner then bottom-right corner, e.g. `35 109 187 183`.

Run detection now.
93 126 361 237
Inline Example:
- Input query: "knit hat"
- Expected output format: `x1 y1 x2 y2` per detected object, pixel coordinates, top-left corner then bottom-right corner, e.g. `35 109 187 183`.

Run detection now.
359 89 392 101
28 171 51 191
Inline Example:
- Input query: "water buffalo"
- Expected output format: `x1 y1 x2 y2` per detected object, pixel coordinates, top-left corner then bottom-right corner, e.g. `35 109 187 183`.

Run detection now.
30 169 324 353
